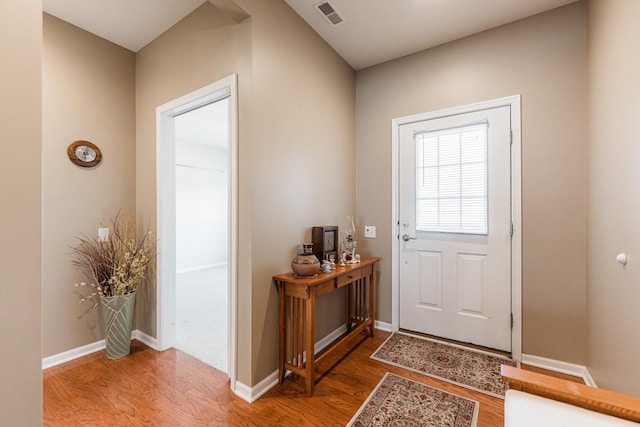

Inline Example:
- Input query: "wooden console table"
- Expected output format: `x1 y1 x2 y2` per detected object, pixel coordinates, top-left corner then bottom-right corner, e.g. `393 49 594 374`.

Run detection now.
273 257 379 396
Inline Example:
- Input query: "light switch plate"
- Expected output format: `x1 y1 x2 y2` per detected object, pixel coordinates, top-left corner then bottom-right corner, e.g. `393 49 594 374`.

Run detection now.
98 228 109 242
364 225 376 238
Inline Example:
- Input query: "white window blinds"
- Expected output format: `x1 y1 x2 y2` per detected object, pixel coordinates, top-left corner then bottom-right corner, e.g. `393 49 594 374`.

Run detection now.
415 122 488 234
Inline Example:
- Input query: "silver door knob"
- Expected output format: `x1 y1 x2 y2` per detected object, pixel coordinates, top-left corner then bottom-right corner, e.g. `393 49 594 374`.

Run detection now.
402 234 417 241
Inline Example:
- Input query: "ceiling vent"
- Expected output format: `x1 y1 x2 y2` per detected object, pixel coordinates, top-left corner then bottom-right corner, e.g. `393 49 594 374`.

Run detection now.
315 1 344 25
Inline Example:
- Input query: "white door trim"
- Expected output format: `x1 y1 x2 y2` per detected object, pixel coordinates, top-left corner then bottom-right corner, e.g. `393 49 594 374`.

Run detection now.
156 74 239 389
391 95 522 361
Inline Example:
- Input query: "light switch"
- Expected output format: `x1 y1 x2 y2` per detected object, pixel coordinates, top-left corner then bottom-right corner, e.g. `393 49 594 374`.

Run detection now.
364 226 376 238
98 228 109 242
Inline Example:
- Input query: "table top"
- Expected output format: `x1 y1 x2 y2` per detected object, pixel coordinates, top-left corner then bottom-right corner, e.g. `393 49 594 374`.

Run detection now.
272 257 379 285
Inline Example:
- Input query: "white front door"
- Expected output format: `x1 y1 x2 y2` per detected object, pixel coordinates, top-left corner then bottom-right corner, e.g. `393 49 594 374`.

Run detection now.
398 104 513 352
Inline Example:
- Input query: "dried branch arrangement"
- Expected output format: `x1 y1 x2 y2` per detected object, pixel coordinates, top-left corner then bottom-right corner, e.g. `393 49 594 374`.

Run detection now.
72 211 155 307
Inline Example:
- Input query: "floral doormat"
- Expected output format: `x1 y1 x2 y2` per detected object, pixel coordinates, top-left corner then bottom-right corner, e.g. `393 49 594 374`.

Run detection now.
371 332 517 398
347 372 478 427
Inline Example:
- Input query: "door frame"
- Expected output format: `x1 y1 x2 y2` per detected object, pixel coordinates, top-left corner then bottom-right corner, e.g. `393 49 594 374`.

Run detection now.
156 74 239 388
390 95 522 361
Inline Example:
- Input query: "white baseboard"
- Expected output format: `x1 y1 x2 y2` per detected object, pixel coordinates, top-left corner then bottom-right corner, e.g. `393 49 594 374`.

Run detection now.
375 320 394 332
233 380 254 403
132 329 158 349
42 339 106 369
522 354 597 387
315 323 348 353
234 371 279 403
42 329 158 370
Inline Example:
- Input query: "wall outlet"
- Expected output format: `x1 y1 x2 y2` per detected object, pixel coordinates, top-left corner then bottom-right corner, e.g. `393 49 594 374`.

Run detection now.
98 227 109 242
364 225 376 238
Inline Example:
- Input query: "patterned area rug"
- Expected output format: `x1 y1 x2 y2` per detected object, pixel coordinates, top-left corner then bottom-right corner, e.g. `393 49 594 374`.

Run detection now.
347 373 478 427
371 332 517 398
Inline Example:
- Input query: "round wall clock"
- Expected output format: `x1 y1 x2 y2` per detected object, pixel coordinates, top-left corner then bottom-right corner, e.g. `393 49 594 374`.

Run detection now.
68 140 102 167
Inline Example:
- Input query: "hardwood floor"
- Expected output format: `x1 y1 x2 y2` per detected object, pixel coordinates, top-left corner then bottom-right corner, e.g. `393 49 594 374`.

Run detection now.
43 331 581 426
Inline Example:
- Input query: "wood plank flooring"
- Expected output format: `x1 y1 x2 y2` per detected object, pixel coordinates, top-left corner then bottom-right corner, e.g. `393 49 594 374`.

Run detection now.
43 331 582 426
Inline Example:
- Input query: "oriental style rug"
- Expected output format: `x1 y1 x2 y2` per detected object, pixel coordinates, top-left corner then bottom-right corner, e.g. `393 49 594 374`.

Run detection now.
347 373 479 427
371 332 517 398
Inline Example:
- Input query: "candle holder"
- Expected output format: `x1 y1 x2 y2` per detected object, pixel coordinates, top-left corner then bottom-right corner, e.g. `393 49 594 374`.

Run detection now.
342 216 360 264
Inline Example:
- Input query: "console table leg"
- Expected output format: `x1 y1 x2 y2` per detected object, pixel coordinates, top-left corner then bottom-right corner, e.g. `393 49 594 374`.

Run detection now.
305 296 315 396
278 281 285 382
369 273 376 338
347 283 353 332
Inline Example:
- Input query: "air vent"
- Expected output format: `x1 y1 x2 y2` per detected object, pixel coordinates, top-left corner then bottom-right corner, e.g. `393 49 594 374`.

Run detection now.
315 1 344 25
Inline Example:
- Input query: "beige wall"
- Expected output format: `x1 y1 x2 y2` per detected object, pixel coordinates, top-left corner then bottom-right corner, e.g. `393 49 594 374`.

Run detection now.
42 14 136 357
136 0 355 386
356 3 588 363
0 0 43 424
587 0 640 396
237 0 356 384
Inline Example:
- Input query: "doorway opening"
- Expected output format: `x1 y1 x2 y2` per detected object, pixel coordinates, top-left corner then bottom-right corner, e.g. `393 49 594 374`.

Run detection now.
174 99 229 372
391 95 522 361
156 75 238 389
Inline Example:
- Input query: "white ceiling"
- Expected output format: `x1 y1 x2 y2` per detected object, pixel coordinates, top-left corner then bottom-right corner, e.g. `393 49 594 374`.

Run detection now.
44 0 579 69
42 0 206 52
284 0 580 70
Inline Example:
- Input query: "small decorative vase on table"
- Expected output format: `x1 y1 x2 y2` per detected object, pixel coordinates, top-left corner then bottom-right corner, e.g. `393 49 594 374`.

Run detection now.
291 243 320 278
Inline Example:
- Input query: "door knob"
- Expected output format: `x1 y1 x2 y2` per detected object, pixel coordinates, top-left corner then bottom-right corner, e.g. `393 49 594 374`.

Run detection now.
402 234 417 242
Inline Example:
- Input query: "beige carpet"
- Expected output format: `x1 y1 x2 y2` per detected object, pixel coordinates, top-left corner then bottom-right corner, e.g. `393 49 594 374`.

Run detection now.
175 266 228 373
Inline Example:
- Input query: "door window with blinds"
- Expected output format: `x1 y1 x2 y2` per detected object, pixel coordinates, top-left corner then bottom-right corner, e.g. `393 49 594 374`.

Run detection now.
415 122 488 234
